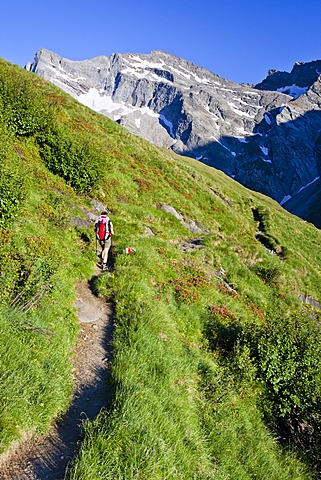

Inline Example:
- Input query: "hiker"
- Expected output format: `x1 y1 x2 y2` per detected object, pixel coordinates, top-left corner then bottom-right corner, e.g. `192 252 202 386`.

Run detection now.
95 211 114 270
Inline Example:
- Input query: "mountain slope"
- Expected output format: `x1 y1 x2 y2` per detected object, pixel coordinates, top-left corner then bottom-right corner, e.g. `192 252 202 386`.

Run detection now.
26 48 321 227
1 58 321 479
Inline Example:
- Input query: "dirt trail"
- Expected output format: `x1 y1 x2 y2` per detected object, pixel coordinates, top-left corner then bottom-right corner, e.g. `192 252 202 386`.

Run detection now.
0 267 113 480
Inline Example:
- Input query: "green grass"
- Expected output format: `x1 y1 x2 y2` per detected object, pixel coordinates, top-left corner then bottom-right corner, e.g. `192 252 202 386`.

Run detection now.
67 240 312 479
0 110 93 450
0 58 320 478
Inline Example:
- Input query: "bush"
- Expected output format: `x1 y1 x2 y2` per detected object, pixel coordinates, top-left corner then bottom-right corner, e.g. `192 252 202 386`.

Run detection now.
0 122 27 226
0 64 55 137
250 313 321 418
251 260 281 286
37 126 103 192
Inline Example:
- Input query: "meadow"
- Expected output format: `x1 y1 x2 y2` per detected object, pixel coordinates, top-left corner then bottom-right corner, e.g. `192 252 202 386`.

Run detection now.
0 58 320 479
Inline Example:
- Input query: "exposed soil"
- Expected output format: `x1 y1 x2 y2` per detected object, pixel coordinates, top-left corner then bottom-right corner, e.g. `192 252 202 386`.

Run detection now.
0 267 113 480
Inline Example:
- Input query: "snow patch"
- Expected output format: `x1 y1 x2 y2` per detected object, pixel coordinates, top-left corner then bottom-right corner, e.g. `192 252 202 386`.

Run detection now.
243 91 261 96
123 56 210 85
277 84 308 99
168 63 211 84
47 63 87 84
228 102 256 118
264 114 271 125
260 146 269 156
220 88 236 93
217 140 237 157
280 176 320 206
79 89 127 113
78 88 159 122
297 176 320 194
121 65 171 83
280 195 292 206
141 107 159 118
126 55 165 70
159 114 175 137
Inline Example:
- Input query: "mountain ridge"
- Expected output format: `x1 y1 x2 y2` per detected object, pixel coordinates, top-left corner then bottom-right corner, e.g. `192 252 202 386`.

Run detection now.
26 48 321 227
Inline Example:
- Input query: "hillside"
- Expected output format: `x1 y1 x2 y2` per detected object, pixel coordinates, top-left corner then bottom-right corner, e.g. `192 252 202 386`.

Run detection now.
0 58 321 479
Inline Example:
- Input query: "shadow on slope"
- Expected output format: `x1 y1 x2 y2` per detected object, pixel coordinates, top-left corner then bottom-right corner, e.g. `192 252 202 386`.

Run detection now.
281 178 321 228
177 108 321 228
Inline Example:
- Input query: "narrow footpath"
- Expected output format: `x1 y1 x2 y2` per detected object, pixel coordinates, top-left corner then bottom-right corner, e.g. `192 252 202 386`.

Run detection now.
0 267 113 480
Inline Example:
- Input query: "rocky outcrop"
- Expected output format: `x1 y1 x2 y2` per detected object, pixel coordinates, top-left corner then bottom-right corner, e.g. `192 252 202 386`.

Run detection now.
26 49 321 227
160 203 209 234
255 60 321 96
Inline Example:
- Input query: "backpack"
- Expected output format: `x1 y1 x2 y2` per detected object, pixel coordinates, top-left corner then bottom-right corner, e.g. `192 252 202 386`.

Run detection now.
96 215 111 241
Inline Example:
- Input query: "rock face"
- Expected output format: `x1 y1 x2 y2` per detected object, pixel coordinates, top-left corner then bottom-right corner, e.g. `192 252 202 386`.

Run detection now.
26 49 321 227
255 60 321 95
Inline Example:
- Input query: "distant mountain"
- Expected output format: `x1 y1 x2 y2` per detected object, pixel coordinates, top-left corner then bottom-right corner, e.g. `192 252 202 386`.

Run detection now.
26 49 321 227
255 60 321 97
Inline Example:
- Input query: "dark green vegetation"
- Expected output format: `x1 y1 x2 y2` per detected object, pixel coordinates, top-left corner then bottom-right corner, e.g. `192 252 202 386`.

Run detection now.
0 58 321 479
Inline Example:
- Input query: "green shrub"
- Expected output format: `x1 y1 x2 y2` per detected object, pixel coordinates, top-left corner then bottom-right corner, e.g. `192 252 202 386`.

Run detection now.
0 65 55 137
251 260 281 286
37 126 103 192
251 313 321 418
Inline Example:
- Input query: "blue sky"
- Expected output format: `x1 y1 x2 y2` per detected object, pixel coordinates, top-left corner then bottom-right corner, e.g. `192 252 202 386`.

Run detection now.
1 0 321 84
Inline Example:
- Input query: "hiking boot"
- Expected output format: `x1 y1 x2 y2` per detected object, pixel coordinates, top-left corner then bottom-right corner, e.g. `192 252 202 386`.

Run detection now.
102 263 109 271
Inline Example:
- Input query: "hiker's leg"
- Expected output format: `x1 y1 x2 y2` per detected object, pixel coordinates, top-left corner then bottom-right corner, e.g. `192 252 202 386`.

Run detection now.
102 249 108 264
100 240 106 264
103 238 112 266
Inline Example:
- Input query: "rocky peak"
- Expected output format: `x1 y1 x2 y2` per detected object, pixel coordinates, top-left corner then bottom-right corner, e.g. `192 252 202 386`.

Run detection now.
26 48 321 227
255 59 321 96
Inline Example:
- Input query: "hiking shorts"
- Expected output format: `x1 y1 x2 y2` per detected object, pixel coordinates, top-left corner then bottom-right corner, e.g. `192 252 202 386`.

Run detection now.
100 236 112 250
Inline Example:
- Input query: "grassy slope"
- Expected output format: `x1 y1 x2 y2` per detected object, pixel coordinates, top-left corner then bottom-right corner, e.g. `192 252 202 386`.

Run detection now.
0 143 92 448
0 59 320 479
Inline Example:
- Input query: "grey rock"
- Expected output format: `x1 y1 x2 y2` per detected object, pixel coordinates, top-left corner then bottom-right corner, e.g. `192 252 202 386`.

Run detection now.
74 297 105 323
144 227 155 237
181 238 203 252
299 294 321 310
181 220 205 234
86 212 99 223
73 217 90 228
160 204 183 220
91 200 106 213
160 204 208 234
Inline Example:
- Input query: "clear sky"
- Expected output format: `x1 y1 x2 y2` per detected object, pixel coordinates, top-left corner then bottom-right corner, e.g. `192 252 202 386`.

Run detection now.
1 0 321 85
